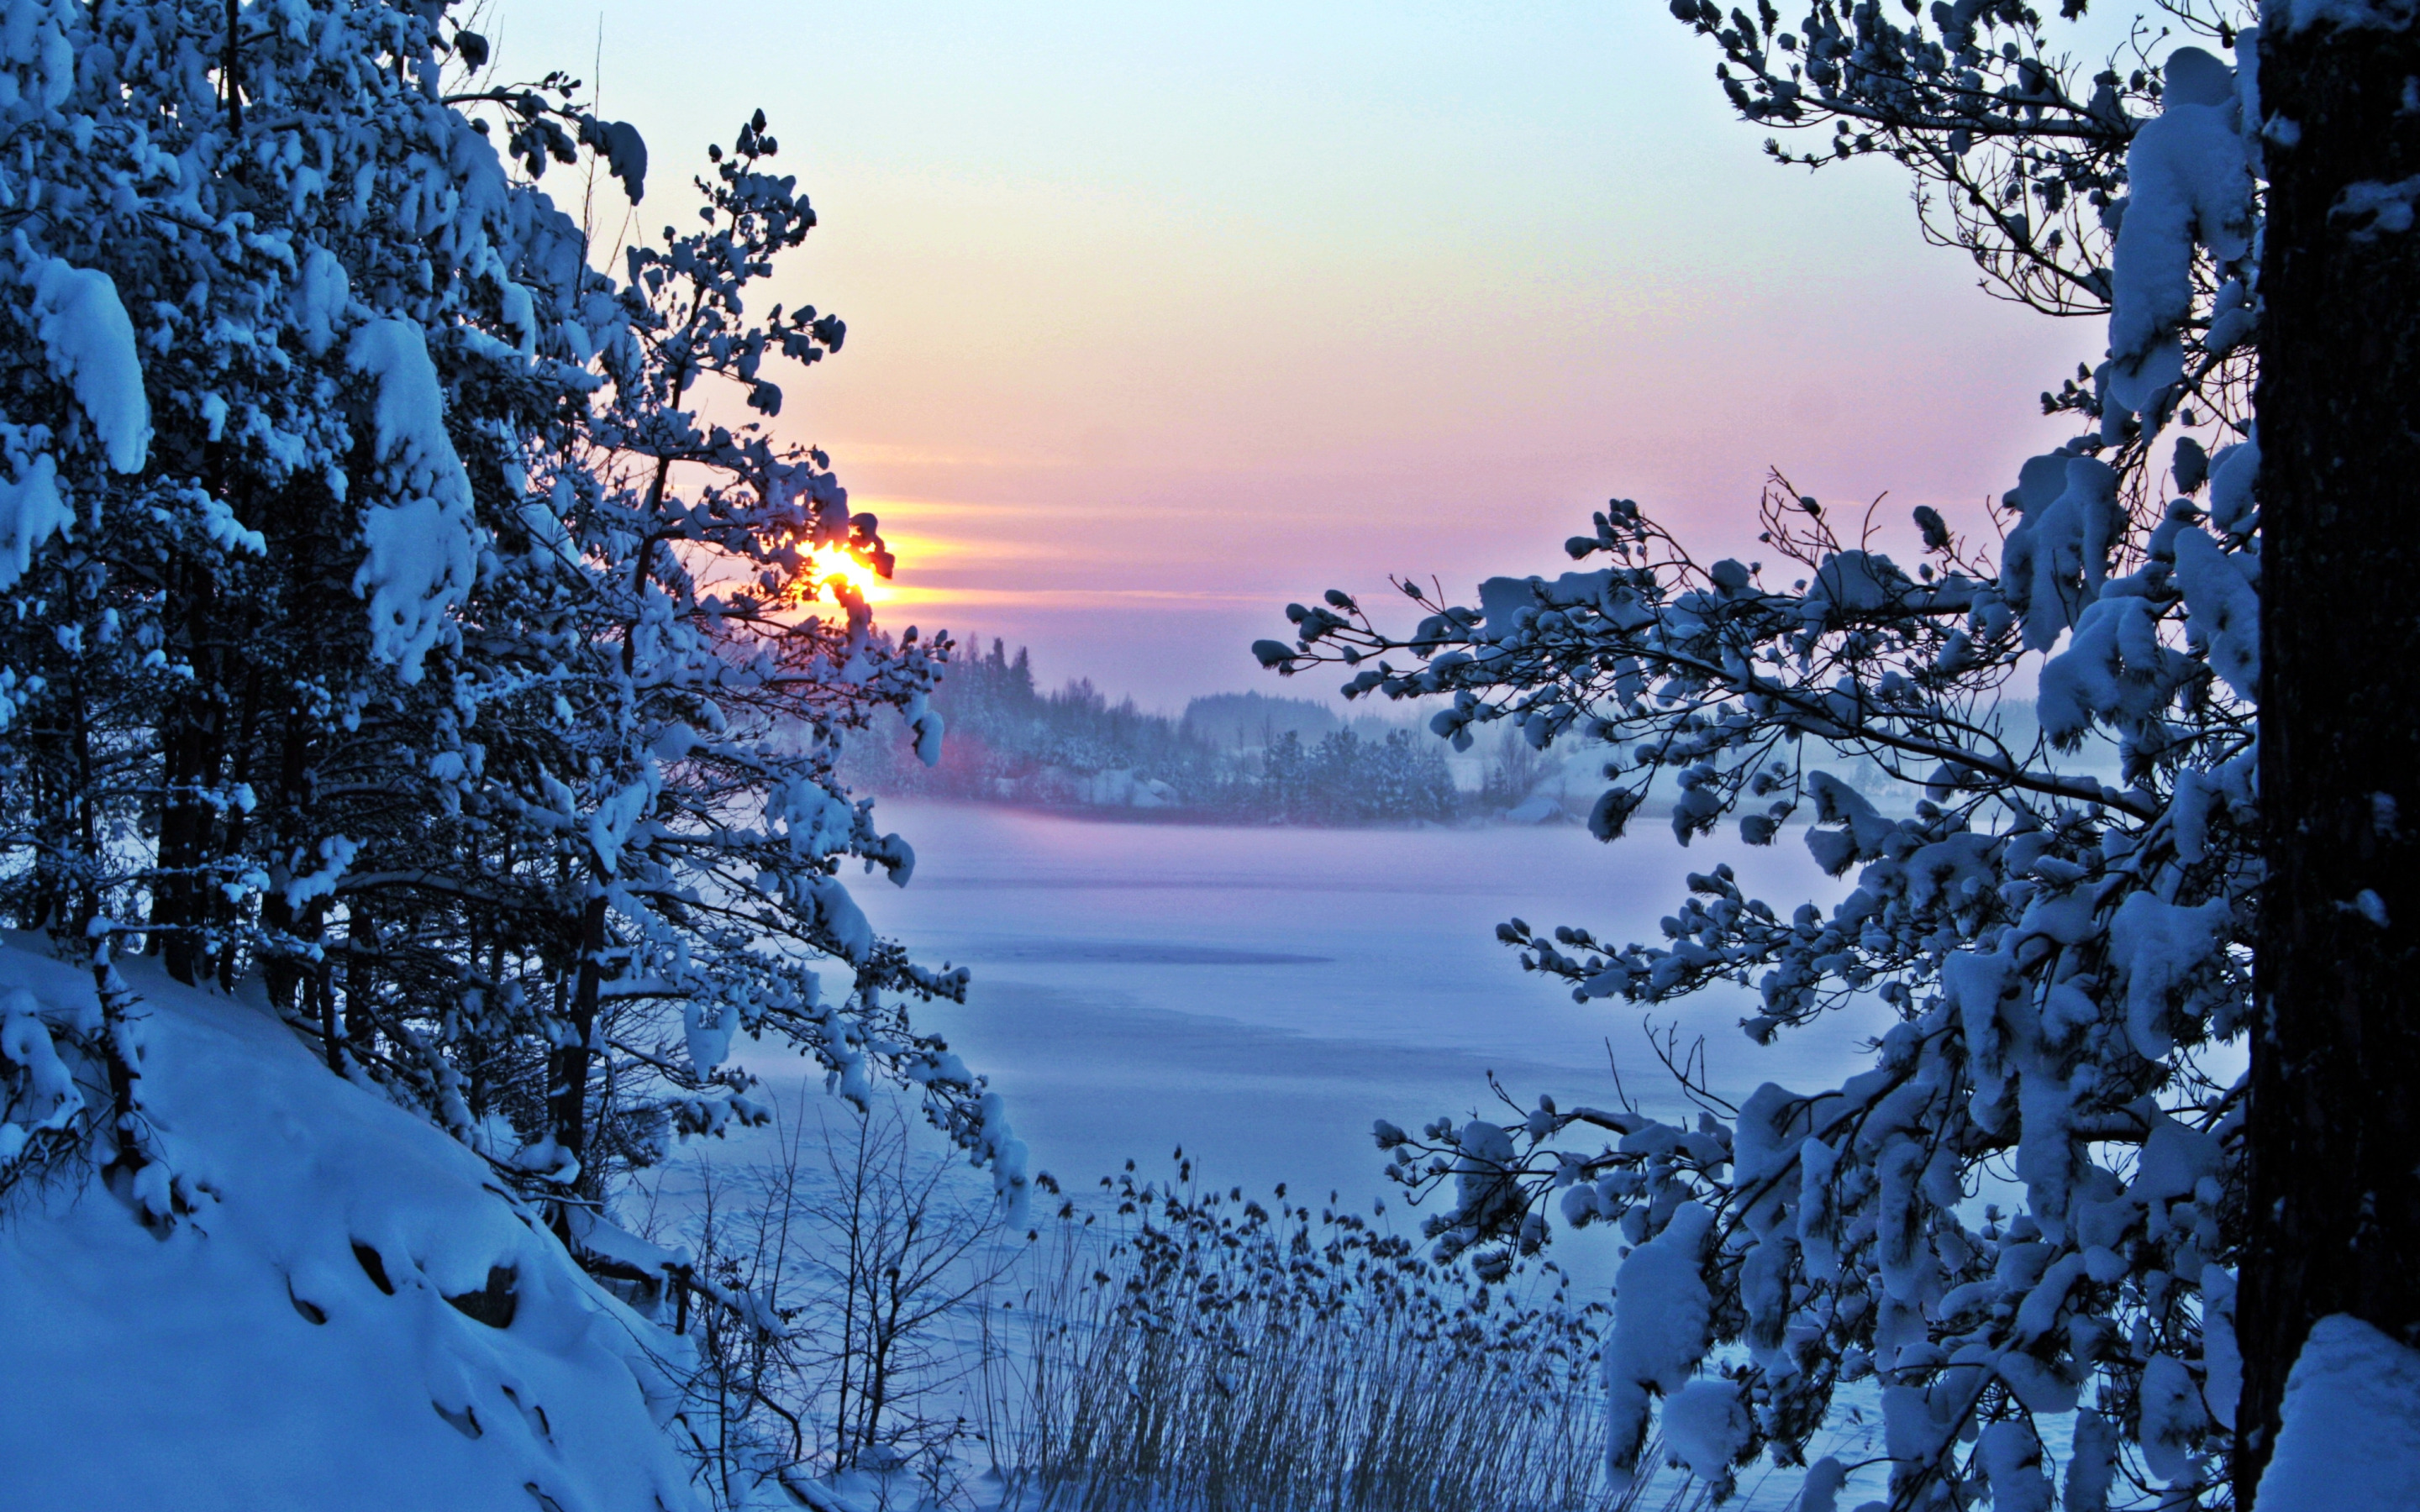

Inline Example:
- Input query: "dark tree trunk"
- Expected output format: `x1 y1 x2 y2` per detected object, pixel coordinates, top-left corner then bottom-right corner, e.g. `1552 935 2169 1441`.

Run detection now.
21 700 78 934
346 903 379 1059
255 707 319 1018
313 958 340 1075
2243 14 2420 1503
153 557 230 986
256 481 334 1021
211 655 266 992
548 891 609 1242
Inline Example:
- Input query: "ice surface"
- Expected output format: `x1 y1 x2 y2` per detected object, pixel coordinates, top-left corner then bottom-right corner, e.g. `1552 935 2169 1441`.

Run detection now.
962 938 1334 965
725 802 1897 1507
811 801 1874 1276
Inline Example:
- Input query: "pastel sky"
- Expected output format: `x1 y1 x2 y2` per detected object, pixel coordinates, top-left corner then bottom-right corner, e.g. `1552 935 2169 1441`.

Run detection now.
495 0 2098 706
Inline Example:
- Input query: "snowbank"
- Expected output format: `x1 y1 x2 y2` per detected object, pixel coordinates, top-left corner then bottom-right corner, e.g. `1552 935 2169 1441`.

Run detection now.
2256 1314 2420 1509
0 935 699 1511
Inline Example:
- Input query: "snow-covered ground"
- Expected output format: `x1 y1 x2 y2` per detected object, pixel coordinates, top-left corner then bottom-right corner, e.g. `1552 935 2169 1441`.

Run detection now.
0 809 1933 1510
0 937 697 1512
760 801 1884 1289
0 811 1907 1511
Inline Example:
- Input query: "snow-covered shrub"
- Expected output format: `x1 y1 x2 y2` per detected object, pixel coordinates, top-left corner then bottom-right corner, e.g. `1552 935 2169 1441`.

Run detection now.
1260 9 2274 1509
629 1135 1645 1512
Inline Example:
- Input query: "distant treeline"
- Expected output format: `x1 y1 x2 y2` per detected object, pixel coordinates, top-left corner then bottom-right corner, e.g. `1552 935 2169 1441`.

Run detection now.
841 640 1460 823
841 643 2115 828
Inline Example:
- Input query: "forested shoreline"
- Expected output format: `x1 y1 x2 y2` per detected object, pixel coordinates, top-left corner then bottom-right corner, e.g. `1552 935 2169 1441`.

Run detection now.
839 640 1466 824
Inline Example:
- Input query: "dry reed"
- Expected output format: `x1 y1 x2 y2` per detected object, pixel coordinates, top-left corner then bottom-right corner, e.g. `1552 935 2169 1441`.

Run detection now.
974 1158 1712 1512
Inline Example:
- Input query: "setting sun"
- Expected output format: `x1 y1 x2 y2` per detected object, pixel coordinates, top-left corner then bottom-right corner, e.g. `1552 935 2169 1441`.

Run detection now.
801 544 887 604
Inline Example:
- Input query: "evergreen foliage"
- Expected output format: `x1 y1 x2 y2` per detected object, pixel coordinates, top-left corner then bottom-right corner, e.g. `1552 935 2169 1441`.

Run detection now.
0 1 1016 1242
1181 690 1342 750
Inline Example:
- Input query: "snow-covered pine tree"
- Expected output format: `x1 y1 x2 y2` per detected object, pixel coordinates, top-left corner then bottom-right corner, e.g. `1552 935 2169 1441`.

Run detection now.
1249 0 2414 1504
437 111 1001 1230
0 1 1016 1236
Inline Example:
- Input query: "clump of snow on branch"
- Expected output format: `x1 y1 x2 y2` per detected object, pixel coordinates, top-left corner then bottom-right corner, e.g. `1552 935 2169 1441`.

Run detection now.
27 255 150 474
1602 1200 1716 1488
346 318 479 683
0 454 67 594
2106 48 2254 416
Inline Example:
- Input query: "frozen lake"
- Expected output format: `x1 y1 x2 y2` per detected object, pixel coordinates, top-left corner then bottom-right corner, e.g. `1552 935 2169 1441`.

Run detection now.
721 800 1899 1507
760 800 1890 1286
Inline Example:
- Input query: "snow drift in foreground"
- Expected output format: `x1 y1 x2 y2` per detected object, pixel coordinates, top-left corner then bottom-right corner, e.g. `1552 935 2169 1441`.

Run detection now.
2255 1313 2420 1509
0 935 697 1511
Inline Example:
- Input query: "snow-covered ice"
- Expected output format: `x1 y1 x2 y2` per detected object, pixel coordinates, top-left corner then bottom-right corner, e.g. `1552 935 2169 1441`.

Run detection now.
783 802 1877 1278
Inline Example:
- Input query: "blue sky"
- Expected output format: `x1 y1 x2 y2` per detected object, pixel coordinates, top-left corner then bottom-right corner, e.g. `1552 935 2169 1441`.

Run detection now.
492 0 2099 704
